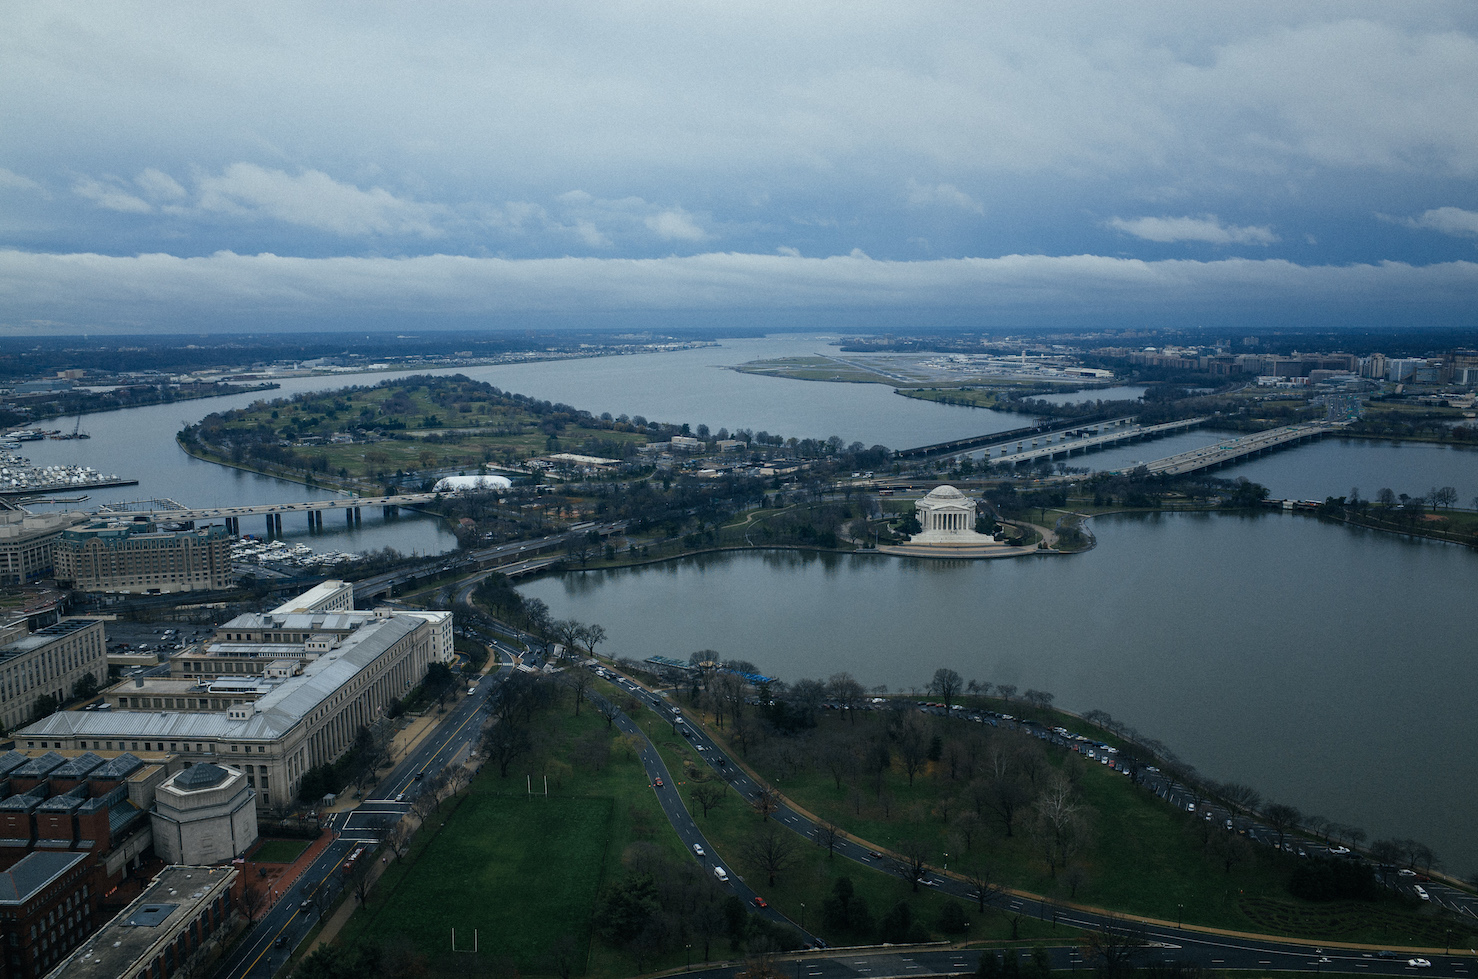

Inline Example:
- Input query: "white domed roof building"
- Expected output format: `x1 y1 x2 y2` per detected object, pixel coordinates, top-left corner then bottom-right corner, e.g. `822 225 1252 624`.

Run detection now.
912 484 981 540
432 474 512 494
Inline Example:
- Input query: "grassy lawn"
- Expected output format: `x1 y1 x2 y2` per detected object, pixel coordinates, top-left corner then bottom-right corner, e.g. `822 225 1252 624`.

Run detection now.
347 793 614 971
647 694 1462 948
336 697 693 978
250 838 311 863
618 690 1074 949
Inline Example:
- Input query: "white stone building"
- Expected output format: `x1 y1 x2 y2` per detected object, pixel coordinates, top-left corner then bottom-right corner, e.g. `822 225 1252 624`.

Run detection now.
910 485 988 542
151 763 258 864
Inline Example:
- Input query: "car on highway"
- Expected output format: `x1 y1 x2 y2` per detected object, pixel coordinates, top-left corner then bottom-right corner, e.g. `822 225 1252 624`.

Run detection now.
867 850 884 860
693 843 705 857
653 777 663 788
1329 845 1351 855
395 793 405 802
1413 885 1429 901
751 896 768 908
1408 959 1432 968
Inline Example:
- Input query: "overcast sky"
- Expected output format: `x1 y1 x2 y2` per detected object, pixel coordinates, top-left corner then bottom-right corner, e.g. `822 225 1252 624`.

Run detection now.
3 2 1477 333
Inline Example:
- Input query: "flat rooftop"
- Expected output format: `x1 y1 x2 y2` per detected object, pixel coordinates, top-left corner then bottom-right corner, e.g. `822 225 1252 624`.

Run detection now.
49 865 236 979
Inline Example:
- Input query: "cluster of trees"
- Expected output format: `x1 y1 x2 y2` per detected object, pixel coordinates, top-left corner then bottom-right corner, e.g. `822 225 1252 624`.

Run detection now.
592 843 802 969
1076 473 1269 510
686 669 1095 886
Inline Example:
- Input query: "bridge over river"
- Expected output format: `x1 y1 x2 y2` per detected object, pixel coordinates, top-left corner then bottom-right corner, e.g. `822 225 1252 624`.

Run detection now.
1140 422 1338 476
96 493 440 536
990 416 1209 466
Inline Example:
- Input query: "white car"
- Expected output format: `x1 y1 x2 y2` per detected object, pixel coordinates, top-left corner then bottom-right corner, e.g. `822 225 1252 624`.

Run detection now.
693 843 705 857
1329 845 1351 855
1413 885 1429 901
1408 958 1432 968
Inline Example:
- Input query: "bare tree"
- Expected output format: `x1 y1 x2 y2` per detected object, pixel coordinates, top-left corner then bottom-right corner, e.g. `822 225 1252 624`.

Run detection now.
583 624 607 659
896 715 931 786
827 671 865 722
746 825 800 887
1030 773 1091 877
995 684 1017 702
566 664 592 715
483 720 533 777
1262 802 1302 850
962 862 1002 913
812 820 841 858
239 884 267 923
1081 917 1148 979
976 775 1030 837
690 782 727 818
751 785 780 821
929 668 964 709
1219 782 1262 814
893 838 932 892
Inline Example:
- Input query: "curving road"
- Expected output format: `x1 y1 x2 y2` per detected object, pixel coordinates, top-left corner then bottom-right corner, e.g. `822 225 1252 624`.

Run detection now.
602 670 1476 978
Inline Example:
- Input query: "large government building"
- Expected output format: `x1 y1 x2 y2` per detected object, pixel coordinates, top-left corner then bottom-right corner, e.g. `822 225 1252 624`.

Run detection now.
17 584 451 810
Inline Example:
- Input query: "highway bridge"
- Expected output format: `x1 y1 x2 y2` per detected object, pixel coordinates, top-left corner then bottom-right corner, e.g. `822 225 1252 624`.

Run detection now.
988 416 1209 466
97 493 440 536
895 414 1134 459
1140 422 1337 476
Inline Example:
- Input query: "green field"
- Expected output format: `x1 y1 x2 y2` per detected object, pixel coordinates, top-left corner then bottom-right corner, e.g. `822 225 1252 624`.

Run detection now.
250 838 311 863
348 793 615 971
335 694 696 977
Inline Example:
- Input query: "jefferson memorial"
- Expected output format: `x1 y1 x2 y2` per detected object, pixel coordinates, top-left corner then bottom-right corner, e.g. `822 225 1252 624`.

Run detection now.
877 484 1023 558
911 485 981 541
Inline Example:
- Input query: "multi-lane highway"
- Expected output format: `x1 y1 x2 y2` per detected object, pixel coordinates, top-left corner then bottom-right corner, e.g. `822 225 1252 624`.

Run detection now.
209 651 514 979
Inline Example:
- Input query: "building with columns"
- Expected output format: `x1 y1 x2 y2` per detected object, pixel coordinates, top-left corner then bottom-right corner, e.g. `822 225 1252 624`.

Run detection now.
14 589 445 810
911 485 983 540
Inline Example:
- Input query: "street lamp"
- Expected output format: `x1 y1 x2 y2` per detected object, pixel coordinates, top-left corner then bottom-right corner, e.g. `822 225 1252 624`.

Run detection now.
686 943 691 970
1176 903 1183 929
800 902 805 930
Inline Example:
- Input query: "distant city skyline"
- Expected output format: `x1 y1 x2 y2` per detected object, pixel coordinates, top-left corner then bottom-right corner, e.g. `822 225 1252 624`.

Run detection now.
1 3 1476 332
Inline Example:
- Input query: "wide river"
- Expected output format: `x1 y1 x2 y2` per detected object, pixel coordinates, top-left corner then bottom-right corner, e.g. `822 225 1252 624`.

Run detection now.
526 513 1478 876
26 333 1478 873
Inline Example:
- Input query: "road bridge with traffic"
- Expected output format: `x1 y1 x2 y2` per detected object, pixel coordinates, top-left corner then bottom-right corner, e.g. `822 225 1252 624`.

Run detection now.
987 416 1209 467
897 415 1135 460
1140 422 1336 476
95 493 441 537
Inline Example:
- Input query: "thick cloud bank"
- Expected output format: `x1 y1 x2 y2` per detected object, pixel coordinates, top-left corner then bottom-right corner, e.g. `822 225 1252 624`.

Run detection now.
2 249 1472 333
